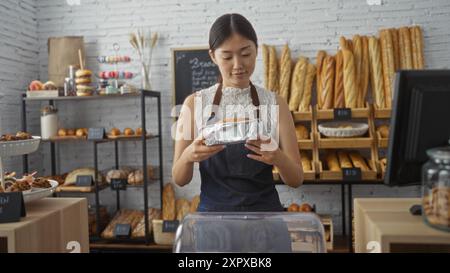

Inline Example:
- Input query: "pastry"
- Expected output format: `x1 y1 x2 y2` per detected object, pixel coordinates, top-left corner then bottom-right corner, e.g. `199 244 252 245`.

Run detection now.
135 127 143 136
262 44 270 89
342 49 357 108
29 80 44 91
75 77 91 84
380 29 395 108
176 199 191 221
110 128 121 136
67 129 75 136
349 151 370 171
368 37 385 108
337 151 353 168
64 168 103 186
128 170 143 185
58 128 67 137
268 46 279 93
15 131 32 140
190 195 200 213
162 183 176 220
300 151 312 171
5 180 31 192
43 81 57 90
334 50 345 108
295 124 309 140
315 50 327 108
124 128 134 136
325 151 341 171
289 57 308 111
76 85 94 96
279 44 292 102
320 55 335 109
288 203 299 212
299 203 313 212
299 63 315 112
377 125 390 138
75 69 92 78
31 178 52 188
352 35 363 107
76 128 85 137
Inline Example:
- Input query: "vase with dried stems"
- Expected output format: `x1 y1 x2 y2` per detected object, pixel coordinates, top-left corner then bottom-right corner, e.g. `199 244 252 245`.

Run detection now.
129 29 158 90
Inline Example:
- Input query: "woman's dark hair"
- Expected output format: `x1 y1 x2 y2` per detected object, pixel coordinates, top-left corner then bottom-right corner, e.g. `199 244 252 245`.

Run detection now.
209 13 258 52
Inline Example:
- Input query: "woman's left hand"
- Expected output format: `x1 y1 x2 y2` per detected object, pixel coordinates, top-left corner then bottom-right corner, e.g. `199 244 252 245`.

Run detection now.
244 137 282 165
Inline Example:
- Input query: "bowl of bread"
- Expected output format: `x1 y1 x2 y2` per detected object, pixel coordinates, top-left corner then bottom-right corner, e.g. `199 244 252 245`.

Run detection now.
318 122 368 138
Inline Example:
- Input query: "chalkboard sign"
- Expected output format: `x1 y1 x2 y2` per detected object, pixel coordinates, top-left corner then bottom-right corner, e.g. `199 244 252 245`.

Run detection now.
172 47 220 111
334 108 352 120
114 223 131 239
162 220 179 232
0 192 26 223
75 175 93 187
342 168 362 181
110 178 127 191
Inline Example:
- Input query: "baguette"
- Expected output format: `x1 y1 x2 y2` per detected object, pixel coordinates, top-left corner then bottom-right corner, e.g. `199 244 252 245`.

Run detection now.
339 36 348 50
398 27 406 69
360 36 370 108
337 151 353 168
176 199 191 222
326 151 341 171
279 44 292 102
414 26 425 69
347 39 353 52
320 55 335 109
380 29 395 109
289 56 308 111
410 27 418 69
390 29 400 71
342 49 358 108
268 46 279 93
316 50 327 108
162 183 176 220
400 27 413 69
349 151 370 171
262 44 270 89
299 62 316 112
369 36 385 108
352 35 364 107
190 195 200 213
334 50 345 108
300 151 312 171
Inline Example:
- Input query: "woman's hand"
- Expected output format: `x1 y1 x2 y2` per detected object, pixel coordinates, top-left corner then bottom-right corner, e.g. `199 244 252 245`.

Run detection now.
185 135 226 163
244 136 282 165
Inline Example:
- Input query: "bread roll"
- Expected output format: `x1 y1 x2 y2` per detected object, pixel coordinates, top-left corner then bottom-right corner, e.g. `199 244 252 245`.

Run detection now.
135 127 143 136
106 169 129 183
299 203 313 212
176 199 191 222
342 50 357 108
300 151 312 171
349 151 369 171
368 37 386 108
190 195 200 213
320 55 335 109
110 128 121 136
268 46 279 93
279 44 292 102
326 151 341 171
315 50 327 108
58 128 67 137
360 36 370 108
334 50 345 108
162 183 176 220
289 57 308 111
67 129 75 136
295 124 309 140
399 27 413 69
352 35 364 107
380 29 395 109
124 128 134 136
299 63 316 112
337 151 353 168
288 203 299 212
262 44 270 89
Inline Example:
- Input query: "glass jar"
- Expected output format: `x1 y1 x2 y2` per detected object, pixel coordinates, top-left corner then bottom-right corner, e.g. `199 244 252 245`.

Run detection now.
422 146 450 232
40 105 58 140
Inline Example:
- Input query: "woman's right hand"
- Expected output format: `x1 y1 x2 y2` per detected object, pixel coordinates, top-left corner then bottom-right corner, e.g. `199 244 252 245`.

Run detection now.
185 135 225 163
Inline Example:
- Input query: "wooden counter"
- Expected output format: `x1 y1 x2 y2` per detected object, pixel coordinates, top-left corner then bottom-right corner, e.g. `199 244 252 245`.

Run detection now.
0 198 89 253
354 198 450 253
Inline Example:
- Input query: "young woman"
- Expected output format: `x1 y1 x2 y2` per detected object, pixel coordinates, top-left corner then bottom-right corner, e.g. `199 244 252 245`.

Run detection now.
172 13 303 212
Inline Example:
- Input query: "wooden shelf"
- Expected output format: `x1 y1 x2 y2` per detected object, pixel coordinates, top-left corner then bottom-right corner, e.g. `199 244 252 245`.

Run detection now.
298 139 314 149
292 110 313 121
376 131 389 148
374 107 392 118
315 105 370 120
23 93 142 101
56 183 108 193
317 133 373 149
318 160 378 181
42 134 159 143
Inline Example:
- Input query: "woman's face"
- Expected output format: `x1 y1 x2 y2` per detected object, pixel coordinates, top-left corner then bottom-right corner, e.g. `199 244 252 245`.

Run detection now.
210 33 257 88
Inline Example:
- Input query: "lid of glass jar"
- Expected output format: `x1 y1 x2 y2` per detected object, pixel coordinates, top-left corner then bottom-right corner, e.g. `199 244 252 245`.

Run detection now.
426 146 450 161
41 105 57 115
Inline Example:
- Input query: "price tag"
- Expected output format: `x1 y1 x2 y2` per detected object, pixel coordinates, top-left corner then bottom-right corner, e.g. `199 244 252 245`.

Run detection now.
0 192 26 223
114 224 131 239
334 108 352 120
87 128 105 140
110 178 127 191
162 220 179 233
75 175 93 187
342 168 362 181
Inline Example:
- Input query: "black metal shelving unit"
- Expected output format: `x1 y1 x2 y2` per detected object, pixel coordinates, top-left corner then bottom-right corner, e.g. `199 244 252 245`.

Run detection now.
20 90 164 246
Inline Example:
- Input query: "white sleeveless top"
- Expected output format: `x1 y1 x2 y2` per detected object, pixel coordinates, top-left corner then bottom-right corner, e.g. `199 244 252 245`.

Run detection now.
194 83 279 140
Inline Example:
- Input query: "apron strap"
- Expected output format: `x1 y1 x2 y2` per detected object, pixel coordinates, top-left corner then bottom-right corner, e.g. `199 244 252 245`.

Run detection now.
210 82 260 120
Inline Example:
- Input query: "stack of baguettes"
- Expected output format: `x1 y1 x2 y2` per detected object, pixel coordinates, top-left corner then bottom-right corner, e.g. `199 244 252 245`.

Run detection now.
262 44 315 112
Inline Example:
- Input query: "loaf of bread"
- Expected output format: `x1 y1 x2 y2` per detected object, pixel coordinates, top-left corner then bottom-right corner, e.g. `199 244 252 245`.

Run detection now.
64 168 103 185
349 152 370 171
262 44 270 89
339 36 348 50
268 46 279 93
101 209 144 239
300 151 312 171
352 35 364 107
326 151 341 171
131 208 161 238
377 124 390 138
315 50 327 109
162 183 176 220
299 62 315 112
342 50 357 108
320 55 335 109
279 44 292 102
390 29 400 71
288 203 299 212
106 169 129 184
295 124 309 140
334 50 345 108
190 195 200 213
289 57 308 111
399 27 413 69
380 29 395 109
337 151 353 168
176 199 191 222
368 37 386 109
360 36 370 108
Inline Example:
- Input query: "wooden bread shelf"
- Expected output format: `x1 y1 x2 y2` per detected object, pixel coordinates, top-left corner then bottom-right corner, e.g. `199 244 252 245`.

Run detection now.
292 106 313 121
298 132 314 150
273 165 316 181
374 106 392 118
56 183 107 193
376 131 389 148
317 132 373 149
318 159 378 181
315 105 370 120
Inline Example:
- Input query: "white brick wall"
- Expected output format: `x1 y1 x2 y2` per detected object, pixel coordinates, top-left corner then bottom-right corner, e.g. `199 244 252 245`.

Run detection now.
2 0 450 234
